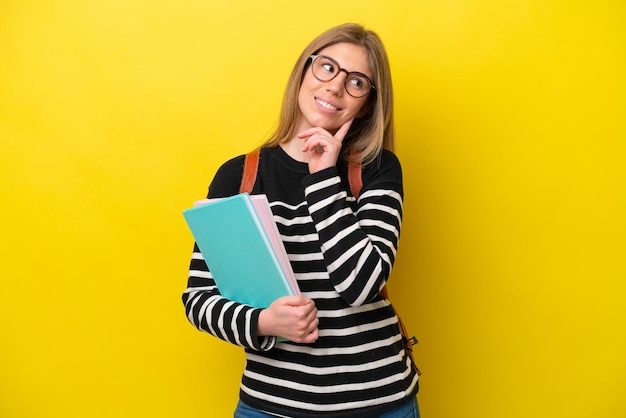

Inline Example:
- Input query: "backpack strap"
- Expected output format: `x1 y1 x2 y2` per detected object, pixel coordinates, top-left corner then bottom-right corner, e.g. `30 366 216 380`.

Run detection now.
347 163 363 200
239 148 261 194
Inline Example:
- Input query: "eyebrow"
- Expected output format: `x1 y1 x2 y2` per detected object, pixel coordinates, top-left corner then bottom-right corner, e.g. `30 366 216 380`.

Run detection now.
324 54 372 78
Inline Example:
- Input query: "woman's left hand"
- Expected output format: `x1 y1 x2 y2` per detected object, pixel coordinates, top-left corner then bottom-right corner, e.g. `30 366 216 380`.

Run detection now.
299 119 353 174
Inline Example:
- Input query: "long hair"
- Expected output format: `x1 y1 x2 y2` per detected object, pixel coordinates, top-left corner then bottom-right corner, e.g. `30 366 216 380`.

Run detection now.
262 23 394 166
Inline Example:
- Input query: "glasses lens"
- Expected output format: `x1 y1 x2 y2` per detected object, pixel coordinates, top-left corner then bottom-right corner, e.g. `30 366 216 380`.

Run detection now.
345 74 371 98
312 56 337 81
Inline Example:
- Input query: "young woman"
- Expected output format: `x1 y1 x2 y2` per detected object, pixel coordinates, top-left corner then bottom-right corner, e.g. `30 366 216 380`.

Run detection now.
182 23 420 417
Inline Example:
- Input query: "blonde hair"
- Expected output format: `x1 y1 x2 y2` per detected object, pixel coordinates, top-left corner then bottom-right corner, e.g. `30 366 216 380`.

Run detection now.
262 23 394 166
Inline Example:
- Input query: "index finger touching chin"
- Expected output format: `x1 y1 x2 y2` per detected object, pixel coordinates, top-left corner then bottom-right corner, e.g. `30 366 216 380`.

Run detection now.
334 118 354 142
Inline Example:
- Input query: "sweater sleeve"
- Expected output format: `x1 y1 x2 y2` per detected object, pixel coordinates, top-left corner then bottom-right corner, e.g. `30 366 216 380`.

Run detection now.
302 150 403 306
181 155 276 351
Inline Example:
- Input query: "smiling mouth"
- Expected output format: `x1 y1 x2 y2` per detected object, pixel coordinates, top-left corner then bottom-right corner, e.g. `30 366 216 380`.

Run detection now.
316 98 340 111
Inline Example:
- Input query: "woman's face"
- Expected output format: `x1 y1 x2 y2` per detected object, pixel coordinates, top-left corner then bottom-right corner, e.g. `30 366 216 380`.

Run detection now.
296 42 372 135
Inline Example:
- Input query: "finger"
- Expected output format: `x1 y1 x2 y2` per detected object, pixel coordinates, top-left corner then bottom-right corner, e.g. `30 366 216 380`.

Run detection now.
333 118 354 142
293 325 318 344
295 299 316 316
297 128 324 141
306 311 319 328
305 328 319 344
310 317 320 332
297 126 331 139
297 297 316 309
299 304 316 321
279 295 310 307
301 135 330 153
301 137 319 153
297 297 316 310
297 131 312 140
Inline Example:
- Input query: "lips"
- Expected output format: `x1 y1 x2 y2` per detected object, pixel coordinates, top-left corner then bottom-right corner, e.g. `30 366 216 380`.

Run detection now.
315 97 341 111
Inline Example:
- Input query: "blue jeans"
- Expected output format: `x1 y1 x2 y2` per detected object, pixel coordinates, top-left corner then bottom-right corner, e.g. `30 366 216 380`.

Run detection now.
234 397 420 418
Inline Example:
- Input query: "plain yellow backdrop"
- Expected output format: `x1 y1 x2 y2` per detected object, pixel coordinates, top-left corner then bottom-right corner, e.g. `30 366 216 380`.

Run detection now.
1 1 624 417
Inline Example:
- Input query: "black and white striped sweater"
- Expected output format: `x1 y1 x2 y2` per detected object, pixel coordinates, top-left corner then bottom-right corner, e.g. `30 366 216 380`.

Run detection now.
182 146 418 417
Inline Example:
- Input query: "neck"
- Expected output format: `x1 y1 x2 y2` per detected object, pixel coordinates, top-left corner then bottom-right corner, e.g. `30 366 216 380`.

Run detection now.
279 139 308 163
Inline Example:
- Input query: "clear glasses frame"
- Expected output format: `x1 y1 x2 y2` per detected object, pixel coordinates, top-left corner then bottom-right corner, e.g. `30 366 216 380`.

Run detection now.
309 55 376 98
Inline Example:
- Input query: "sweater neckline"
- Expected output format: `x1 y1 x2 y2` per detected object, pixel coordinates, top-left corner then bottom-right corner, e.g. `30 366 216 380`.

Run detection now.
271 145 310 174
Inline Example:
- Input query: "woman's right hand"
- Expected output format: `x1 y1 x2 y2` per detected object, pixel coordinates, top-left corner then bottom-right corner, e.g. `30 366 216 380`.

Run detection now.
299 118 353 174
257 295 319 344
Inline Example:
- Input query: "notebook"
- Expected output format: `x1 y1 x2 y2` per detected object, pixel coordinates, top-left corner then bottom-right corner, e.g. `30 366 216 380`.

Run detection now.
183 193 299 309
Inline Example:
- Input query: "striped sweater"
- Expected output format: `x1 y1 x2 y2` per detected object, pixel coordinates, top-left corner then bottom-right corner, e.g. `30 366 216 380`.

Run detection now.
182 146 419 417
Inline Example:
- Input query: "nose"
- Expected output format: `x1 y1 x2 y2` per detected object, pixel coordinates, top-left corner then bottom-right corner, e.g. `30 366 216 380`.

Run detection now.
326 71 347 95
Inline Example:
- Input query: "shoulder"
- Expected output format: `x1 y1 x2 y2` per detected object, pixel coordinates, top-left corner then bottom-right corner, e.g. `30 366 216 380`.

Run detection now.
362 149 403 185
207 154 246 198
377 149 401 168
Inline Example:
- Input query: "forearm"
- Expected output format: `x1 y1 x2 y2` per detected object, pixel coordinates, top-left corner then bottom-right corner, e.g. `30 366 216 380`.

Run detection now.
303 168 402 306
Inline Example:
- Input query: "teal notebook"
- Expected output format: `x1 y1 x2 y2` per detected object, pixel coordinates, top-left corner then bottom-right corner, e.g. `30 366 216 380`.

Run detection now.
182 193 299 309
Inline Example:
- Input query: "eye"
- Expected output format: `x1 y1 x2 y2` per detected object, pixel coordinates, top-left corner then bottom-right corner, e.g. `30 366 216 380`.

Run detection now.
348 75 367 90
319 57 336 74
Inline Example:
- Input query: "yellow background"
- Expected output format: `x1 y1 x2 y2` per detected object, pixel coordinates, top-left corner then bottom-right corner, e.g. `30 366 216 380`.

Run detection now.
1 1 624 417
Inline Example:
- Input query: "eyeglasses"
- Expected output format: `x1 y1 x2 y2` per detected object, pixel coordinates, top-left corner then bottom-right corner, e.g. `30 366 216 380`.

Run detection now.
309 55 375 98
